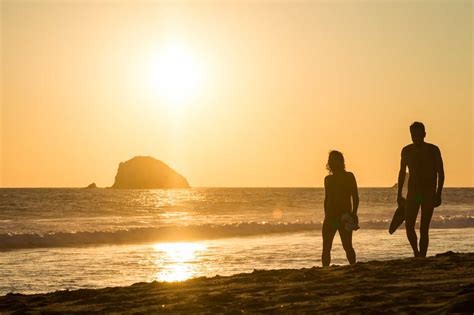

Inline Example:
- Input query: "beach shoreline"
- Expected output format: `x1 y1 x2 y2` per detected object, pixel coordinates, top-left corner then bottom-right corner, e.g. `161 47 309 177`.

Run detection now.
1 251 473 313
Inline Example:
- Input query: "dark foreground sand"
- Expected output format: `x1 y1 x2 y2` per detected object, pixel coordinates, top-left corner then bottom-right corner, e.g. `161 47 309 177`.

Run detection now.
1 251 473 314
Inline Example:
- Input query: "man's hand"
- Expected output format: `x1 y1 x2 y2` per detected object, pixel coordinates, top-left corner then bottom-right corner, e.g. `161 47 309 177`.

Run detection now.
434 193 442 208
397 195 406 207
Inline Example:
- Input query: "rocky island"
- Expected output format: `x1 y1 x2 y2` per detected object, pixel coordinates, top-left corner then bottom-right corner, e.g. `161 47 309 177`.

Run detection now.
111 156 190 189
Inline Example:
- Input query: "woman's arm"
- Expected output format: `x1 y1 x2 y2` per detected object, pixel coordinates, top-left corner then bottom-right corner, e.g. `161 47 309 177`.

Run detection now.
351 173 359 214
324 176 329 216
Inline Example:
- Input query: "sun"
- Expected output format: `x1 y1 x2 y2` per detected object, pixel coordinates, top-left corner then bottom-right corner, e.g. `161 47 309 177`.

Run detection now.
148 44 205 105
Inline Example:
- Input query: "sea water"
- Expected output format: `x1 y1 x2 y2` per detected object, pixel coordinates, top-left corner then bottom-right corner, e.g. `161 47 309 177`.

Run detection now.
1 188 473 295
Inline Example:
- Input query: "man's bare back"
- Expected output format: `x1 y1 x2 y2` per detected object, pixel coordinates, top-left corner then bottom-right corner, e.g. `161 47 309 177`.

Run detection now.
402 142 442 197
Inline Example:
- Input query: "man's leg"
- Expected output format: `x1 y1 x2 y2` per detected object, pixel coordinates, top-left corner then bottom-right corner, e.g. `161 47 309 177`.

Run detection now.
419 200 434 258
322 218 338 267
339 226 356 264
405 195 421 257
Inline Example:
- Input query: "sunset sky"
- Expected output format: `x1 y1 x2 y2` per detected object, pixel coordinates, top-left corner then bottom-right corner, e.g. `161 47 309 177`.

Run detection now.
1 1 472 188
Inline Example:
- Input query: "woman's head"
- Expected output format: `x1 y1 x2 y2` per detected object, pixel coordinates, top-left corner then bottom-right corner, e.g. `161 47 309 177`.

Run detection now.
326 150 345 174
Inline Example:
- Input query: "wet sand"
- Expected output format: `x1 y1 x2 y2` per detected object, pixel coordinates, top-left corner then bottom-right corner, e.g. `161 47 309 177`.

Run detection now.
1 251 473 314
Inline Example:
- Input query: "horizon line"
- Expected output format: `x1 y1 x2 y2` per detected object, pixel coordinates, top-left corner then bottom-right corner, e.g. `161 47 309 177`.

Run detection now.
0 186 472 189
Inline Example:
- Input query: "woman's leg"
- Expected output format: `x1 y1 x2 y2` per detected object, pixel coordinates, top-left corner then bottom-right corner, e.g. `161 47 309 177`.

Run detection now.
322 218 338 267
339 226 356 264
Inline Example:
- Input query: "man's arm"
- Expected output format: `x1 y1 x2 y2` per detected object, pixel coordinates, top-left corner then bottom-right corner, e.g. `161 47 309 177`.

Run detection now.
435 147 445 207
397 148 407 206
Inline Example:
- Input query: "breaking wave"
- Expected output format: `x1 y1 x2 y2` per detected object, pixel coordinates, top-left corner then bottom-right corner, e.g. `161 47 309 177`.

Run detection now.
1 216 473 251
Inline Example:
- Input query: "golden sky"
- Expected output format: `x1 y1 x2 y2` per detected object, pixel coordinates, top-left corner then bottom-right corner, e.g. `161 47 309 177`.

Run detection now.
1 1 473 187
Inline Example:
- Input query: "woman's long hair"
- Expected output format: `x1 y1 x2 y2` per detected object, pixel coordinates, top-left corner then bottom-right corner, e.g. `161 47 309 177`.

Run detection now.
326 150 345 174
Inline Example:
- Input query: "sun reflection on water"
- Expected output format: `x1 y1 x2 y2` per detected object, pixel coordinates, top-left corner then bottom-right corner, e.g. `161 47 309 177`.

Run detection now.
153 242 207 282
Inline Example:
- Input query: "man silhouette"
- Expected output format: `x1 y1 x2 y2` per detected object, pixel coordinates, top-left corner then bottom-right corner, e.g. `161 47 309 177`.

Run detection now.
397 122 444 257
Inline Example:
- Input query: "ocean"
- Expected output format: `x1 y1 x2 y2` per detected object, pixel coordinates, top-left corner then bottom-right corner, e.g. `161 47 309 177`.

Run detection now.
1 188 473 295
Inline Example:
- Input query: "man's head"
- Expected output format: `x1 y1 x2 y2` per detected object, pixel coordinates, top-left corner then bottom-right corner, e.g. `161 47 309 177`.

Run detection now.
410 121 426 145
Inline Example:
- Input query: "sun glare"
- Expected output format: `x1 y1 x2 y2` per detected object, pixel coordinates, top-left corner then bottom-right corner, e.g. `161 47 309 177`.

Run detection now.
153 242 207 282
148 44 205 105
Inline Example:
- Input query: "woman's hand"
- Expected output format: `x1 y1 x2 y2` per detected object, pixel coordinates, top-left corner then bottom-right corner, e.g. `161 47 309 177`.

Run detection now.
351 211 359 224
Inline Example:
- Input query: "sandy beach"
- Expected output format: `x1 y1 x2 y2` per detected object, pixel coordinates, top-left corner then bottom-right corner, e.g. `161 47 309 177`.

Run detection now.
1 251 473 314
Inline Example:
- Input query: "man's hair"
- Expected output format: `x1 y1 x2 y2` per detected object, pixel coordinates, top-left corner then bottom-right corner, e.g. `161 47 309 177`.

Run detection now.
410 121 425 133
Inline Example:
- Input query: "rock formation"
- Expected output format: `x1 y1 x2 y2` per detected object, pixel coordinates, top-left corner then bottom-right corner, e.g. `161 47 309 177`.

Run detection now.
111 156 190 189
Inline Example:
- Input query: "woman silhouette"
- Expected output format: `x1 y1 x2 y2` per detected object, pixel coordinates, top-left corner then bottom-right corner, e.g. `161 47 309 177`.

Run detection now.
322 150 359 266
